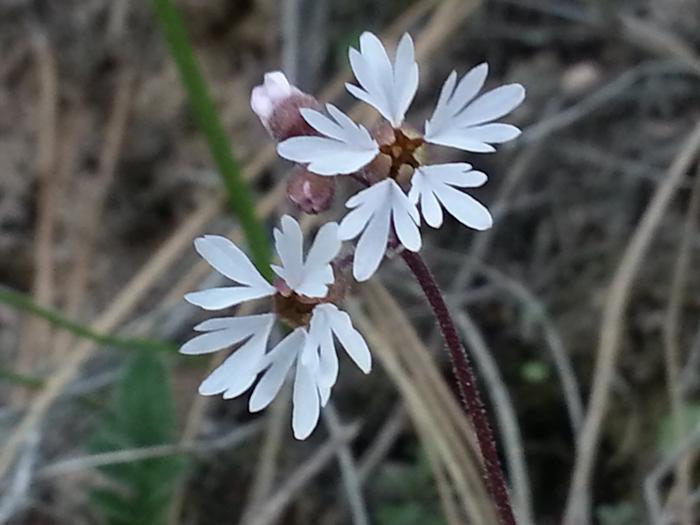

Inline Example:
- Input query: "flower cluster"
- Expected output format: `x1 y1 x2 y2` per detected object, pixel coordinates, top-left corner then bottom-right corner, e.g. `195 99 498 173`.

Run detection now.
182 216 369 439
181 32 524 439
273 32 524 280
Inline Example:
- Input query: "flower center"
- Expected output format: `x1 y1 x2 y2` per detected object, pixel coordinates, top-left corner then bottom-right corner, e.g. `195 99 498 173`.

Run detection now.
379 128 425 179
273 291 318 328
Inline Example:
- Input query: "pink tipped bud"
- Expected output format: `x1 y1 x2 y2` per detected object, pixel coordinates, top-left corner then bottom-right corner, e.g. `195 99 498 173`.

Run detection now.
250 71 319 140
287 166 336 214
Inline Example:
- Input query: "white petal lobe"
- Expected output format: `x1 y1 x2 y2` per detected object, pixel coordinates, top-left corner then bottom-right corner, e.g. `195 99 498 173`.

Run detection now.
198 331 270 396
193 235 271 289
249 329 304 412
325 306 372 373
292 361 321 440
193 313 274 333
277 105 379 176
185 286 275 311
274 215 305 289
411 164 493 231
354 203 391 282
346 32 418 127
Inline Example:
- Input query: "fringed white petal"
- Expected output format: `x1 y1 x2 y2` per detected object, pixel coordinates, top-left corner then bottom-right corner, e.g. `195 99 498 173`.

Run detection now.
425 63 524 153
410 164 492 230
346 32 419 127
184 286 275 311
197 324 273 397
182 314 275 355
277 104 379 175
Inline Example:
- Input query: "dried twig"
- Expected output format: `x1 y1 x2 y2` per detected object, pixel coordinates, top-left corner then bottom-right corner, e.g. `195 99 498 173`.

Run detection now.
645 422 700 524
16 31 60 377
474 263 584 435
357 405 407 483
54 68 137 358
660 162 700 525
563 120 700 525
0 196 223 481
618 15 700 77
323 403 370 525
0 431 40 525
38 422 261 479
522 61 685 145
235 385 290 525
243 425 360 525
357 284 499 525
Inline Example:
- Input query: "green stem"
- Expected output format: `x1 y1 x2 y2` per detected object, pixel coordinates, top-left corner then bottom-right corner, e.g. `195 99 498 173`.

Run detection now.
0 286 176 354
0 368 44 389
152 0 272 278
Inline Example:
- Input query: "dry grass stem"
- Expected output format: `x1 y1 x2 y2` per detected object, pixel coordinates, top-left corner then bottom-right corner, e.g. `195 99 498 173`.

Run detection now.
563 120 700 525
660 162 700 525
16 31 60 379
243 424 360 525
54 69 136 359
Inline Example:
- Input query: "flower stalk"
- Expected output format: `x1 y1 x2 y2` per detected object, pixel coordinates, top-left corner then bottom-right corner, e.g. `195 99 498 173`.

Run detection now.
401 250 517 525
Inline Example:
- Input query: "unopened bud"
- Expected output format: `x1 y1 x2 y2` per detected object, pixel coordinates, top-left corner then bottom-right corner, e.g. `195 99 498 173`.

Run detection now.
250 71 320 140
287 166 336 214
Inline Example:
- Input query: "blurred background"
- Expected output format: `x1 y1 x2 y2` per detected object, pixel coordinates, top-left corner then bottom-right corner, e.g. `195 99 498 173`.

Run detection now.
1 0 700 524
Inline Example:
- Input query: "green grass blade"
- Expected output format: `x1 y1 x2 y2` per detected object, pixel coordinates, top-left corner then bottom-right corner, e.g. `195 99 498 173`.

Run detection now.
152 0 273 278
0 368 44 388
0 286 176 354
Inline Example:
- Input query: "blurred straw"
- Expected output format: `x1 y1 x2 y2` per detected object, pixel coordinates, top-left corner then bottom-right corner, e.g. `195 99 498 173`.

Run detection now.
15 30 59 385
352 289 498 525
323 403 370 525
563 120 700 525
661 162 700 525
243 423 360 525
53 69 137 359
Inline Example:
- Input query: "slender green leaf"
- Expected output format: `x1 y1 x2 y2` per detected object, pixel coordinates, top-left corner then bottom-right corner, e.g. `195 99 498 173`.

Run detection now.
0 368 44 388
0 286 176 354
152 0 273 278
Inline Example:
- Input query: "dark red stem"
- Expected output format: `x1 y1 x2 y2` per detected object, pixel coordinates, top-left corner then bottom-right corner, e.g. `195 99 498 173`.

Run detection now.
401 250 517 525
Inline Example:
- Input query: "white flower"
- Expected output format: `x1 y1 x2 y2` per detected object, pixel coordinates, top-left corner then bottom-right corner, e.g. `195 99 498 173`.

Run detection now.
338 179 420 281
275 32 525 281
181 215 371 440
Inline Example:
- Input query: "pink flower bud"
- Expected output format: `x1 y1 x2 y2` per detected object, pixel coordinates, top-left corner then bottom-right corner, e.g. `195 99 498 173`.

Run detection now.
287 166 336 214
250 72 319 141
